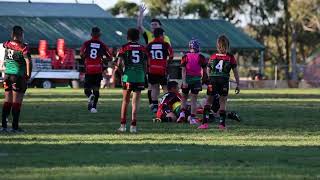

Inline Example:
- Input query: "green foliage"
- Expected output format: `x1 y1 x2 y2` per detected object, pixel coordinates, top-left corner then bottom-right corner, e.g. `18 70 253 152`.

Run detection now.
0 89 320 179
143 0 174 18
109 0 139 17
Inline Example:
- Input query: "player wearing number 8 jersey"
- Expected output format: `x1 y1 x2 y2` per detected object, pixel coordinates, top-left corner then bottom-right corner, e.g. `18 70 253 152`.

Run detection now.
146 28 174 114
199 35 240 130
80 27 112 113
116 28 148 133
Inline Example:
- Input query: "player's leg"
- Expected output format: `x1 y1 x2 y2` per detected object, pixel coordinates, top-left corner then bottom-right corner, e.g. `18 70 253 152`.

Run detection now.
90 74 102 113
227 111 241 122
199 81 215 129
217 81 229 129
131 89 141 133
118 84 131 132
188 82 201 125
1 75 13 132
11 76 26 132
147 74 152 107
150 83 160 113
177 86 189 123
84 74 94 110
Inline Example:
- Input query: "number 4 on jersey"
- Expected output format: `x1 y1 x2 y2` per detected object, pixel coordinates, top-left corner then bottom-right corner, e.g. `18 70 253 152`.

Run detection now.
215 60 223 72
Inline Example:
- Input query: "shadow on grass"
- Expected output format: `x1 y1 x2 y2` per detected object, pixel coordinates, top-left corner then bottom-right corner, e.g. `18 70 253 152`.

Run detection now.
0 143 319 170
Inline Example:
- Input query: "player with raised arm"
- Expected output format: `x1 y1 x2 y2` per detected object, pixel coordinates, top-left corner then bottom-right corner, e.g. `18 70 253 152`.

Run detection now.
199 35 240 130
146 28 174 113
178 39 207 125
80 27 112 113
137 4 172 112
116 28 148 133
1 26 32 133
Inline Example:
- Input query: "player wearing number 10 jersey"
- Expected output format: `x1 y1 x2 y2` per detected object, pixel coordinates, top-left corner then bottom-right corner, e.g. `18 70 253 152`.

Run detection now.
80 27 112 113
116 28 148 133
199 35 240 130
146 28 174 114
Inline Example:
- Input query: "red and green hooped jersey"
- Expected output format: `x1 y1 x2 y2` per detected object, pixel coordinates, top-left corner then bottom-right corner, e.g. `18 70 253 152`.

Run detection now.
117 42 148 83
3 40 30 76
208 53 237 78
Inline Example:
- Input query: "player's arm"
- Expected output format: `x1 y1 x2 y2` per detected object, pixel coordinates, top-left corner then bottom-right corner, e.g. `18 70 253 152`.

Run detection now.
137 4 147 34
200 55 208 84
23 46 32 80
231 55 240 94
167 43 174 64
79 42 86 60
180 55 187 87
102 43 113 66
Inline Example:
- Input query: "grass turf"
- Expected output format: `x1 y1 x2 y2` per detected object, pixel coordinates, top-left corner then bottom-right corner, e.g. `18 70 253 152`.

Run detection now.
0 88 319 180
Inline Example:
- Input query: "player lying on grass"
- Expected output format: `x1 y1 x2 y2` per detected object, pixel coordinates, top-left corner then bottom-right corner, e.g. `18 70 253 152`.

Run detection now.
80 27 112 113
178 39 208 125
146 28 174 113
1 26 32 133
116 28 148 133
154 81 240 123
199 35 240 130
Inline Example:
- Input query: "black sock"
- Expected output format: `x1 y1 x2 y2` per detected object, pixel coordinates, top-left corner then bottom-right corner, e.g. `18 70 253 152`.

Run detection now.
2 102 12 128
84 88 92 98
148 90 152 105
203 105 211 124
92 90 100 109
152 100 158 106
219 110 226 126
12 103 21 130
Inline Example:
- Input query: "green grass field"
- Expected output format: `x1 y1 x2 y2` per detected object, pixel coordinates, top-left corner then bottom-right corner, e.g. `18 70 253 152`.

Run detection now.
0 88 319 180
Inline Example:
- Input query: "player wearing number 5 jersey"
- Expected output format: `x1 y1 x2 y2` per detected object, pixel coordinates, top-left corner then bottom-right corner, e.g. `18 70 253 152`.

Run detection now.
116 28 148 133
199 35 240 130
146 28 174 114
80 27 112 113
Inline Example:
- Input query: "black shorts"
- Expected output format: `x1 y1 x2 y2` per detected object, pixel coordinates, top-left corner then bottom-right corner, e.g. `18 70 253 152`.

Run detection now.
3 74 27 93
122 82 145 92
207 77 229 96
182 81 202 95
84 74 102 89
148 74 168 86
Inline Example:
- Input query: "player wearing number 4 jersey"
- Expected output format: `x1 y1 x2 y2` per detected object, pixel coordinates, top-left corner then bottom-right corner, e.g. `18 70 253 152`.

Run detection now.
80 27 112 113
199 35 240 130
146 28 174 114
116 28 148 133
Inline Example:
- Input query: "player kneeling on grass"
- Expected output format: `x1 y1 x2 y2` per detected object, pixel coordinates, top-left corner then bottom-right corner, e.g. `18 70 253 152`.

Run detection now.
80 27 112 113
178 39 207 125
1 26 32 133
154 81 184 122
199 35 240 130
154 81 240 123
146 28 174 113
116 28 148 133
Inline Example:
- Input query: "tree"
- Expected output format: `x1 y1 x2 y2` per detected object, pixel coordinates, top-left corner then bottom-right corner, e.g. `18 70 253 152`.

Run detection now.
143 0 173 18
109 0 139 17
183 0 210 18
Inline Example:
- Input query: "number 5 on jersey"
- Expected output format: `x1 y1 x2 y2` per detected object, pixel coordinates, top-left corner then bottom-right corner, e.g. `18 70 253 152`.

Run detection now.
132 50 140 63
215 60 223 72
